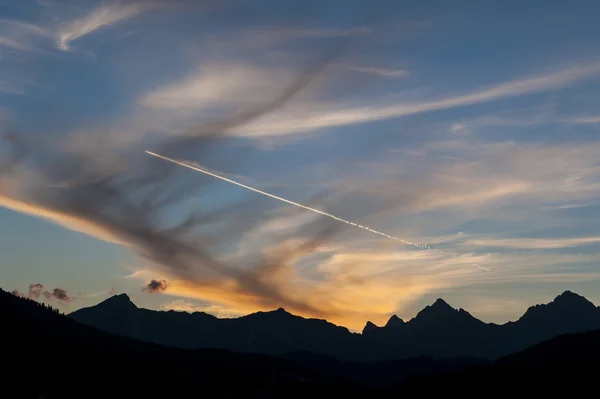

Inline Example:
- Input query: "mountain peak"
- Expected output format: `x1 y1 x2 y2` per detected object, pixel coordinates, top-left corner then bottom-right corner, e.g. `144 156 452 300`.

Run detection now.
100 293 137 309
385 315 405 328
553 290 593 306
520 291 597 324
412 298 463 324
362 321 378 334
432 298 453 309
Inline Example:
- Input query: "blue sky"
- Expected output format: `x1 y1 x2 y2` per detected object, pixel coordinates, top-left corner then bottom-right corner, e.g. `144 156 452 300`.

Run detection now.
1 0 600 330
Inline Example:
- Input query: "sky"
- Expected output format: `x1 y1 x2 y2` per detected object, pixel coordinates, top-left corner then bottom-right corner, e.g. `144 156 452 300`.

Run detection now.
1 0 600 331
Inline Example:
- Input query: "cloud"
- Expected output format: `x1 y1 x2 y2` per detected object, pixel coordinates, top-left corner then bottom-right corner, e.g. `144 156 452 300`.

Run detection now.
138 60 600 139
27 283 44 299
0 40 351 319
449 122 468 135
0 19 49 52
147 241 600 329
4 134 600 328
57 1 158 51
141 63 293 110
0 80 25 95
336 64 408 78
42 288 73 303
4 5 600 331
11 289 25 297
361 138 600 219
212 26 370 51
162 300 244 318
0 36 33 51
143 279 168 294
444 109 600 130
465 236 600 250
75 289 117 298
562 115 600 124
231 61 600 137
0 19 48 37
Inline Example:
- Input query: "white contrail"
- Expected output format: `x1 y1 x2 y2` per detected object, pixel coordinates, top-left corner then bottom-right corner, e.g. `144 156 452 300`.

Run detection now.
145 150 490 271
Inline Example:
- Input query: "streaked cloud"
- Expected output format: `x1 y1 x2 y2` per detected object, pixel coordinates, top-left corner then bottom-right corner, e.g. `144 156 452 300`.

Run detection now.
215 26 371 50
0 193 128 246
125 240 600 330
2 0 600 330
0 80 25 95
234 62 600 137
0 36 33 51
141 63 293 110
562 115 600 124
162 299 245 318
136 60 600 139
336 63 408 78
466 236 600 249
57 1 158 51
0 18 49 52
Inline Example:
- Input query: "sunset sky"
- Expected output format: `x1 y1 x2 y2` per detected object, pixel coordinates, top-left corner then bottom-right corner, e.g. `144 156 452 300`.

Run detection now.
1 0 600 331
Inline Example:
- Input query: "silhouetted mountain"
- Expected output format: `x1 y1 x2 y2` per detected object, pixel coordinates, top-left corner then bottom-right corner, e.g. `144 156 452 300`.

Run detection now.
71 295 398 361
363 291 600 359
5 287 600 397
511 290 600 336
397 321 600 394
282 351 489 387
70 290 600 361
497 327 600 368
385 315 404 328
0 288 371 399
364 298 496 358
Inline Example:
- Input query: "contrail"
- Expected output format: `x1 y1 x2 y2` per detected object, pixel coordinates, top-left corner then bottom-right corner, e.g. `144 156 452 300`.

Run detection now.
145 150 490 271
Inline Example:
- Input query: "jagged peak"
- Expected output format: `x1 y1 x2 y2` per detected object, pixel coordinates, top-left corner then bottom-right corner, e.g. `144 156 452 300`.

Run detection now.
432 298 453 309
362 321 379 334
553 290 592 305
245 307 293 319
385 314 405 328
100 293 137 308
520 291 597 322
533 291 595 309
412 298 460 322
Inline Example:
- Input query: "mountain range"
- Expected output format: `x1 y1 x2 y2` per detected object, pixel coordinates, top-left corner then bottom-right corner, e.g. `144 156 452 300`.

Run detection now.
4 287 600 397
70 290 600 360
1 288 365 399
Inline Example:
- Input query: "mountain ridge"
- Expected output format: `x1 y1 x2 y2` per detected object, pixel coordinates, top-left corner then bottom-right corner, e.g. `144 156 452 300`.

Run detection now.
14 286 600 395
69 290 600 361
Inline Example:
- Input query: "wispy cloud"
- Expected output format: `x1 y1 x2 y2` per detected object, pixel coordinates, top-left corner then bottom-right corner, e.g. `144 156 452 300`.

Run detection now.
0 19 48 37
336 63 408 78
214 26 370 50
465 236 600 249
0 18 49 52
0 80 26 95
561 115 600 124
138 61 600 138
233 62 600 137
134 239 600 329
447 109 600 130
162 299 245 318
0 36 33 51
141 63 293 110
57 1 158 51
